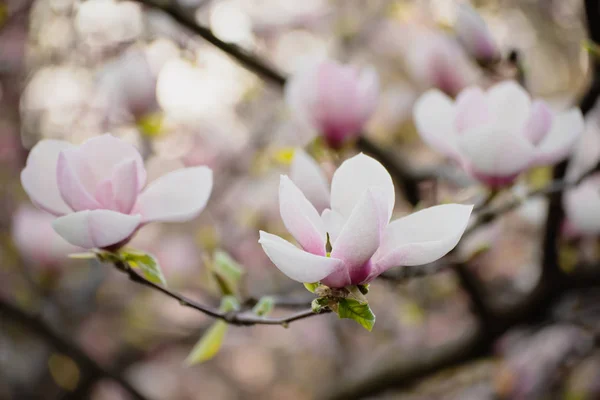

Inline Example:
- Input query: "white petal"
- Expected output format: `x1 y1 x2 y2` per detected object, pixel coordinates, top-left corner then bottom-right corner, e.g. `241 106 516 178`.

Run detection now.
56 151 102 212
533 108 584 165
52 210 141 249
21 140 73 216
486 81 531 134
454 87 491 133
563 175 600 235
135 166 212 223
279 175 326 255
76 134 146 190
372 204 473 273
413 89 459 158
330 153 395 220
331 189 383 271
290 149 330 213
111 159 140 214
259 231 343 283
523 100 553 145
321 208 345 244
457 124 536 176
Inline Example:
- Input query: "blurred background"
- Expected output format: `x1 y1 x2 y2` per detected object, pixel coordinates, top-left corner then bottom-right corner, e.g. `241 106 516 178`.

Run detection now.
1 0 599 399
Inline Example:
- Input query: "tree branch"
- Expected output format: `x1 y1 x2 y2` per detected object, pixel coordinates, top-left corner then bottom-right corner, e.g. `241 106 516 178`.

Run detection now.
114 261 329 326
0 297 147 400
132 0 424 205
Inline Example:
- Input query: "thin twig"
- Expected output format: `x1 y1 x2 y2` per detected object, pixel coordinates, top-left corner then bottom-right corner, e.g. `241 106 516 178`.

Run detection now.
114 261 329 326
0 297 147 400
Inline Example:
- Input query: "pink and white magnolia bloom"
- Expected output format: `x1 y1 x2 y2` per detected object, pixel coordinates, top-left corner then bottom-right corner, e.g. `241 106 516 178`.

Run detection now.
414 81 584 187
455 3 500 64
12 205 82 268
259 151 473 288
21 134 212 249
285 60 379 149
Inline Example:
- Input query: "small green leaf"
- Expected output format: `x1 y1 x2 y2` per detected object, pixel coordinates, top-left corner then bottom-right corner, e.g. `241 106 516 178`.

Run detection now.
212 250 244 296
346 286 368 304
252 296 274 316
303 282 319 293
220 295 240 313
311 297 329 313
121 251 167 286
68 252 97 260
336 298 376 331
185 320 228 365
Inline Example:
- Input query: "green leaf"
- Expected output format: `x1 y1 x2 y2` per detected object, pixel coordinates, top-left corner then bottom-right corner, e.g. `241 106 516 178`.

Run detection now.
346 286 368 304
121 251 167 286
212 250 244 296
68 252 97 260
252 296 274 316
303 282 319 293
185 320 228 365
220 295 240 313
336 298 376 331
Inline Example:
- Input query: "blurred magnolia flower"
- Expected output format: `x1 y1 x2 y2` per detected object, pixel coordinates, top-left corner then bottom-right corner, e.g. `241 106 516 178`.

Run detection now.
21 134 213 249
96 47 169 124
563 114 600 236
285 60 379 149
75 0 143 48
259 150 472 288
414 81 584 187
455 3 500 64
12 205 81 268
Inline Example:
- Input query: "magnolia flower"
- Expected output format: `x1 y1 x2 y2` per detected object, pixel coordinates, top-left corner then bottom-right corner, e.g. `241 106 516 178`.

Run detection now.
285 60 379 149
21 134 212 249
259 151 472 288
563 114 600 236
455 3 500 64
414 81 584 187
12 205 81 268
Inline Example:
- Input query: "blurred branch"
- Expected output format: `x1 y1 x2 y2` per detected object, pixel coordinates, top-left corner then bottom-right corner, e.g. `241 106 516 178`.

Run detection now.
132 0 426 206
114 261 330 326
0 297 147 400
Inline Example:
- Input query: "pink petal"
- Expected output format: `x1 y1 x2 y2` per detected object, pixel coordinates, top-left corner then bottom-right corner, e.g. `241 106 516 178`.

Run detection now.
455 3 499 62
457 124 536 177
371 204 473 276
111 159 139 214
57 151 102 212
486 81 531 134
321 208 345 244
330 189 383 280
259 231 343 283
279 175 326 255
454 87 491 133
284 63 320 131
356 66 380 123
413 89 460 158
523 100 553 145
290 149 330 213
330 153 395 221
533 108 584 165
21 139 73 216
135 166 212 223
76 134 146 190
52 210 141 249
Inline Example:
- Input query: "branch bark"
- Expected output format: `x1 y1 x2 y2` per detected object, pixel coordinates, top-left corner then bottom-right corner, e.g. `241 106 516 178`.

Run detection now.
0 297 147 400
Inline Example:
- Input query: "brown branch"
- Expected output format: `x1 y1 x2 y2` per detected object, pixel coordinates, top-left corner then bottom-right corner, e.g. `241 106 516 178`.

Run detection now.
132 0 424 206
114 261 329 326
0 297 148 400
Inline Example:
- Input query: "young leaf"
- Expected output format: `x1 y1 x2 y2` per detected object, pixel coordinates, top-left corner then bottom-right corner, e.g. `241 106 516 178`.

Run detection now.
121 251 167 286
212 250 244 296
220 295 241 313
303 282 319 293
185 320 228 365
252 296 274 316
336 298 376 331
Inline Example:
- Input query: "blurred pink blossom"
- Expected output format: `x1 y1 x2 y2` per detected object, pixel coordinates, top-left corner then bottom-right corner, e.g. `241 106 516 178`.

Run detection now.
285 60 379 149
455 3 500 64
21 134 213 249
12 205 81 269
414 81 584 187
259 150 472 287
